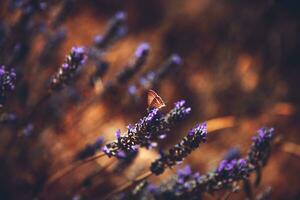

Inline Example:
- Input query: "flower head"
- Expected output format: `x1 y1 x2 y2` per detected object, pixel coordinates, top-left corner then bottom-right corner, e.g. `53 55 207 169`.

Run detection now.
164 100 191 126
103 100 191 158
150 123 207 175
95 11 127 50
0 65 16 104
247 128 274 167
51 46 86 90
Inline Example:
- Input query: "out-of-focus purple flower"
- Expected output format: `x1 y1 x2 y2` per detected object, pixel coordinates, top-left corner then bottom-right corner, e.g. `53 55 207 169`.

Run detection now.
247 128 274 167
140 54 183 90
22 123 34 137
75 137 104 160
128 85 137 96
155 54 182 80
177 165 193 184
115 42 150 84
0 65 16 104
216 159 250 180
51 46 86 91
223 147 241 161
0 112 17 124
95 11 127 50
150 123 207 175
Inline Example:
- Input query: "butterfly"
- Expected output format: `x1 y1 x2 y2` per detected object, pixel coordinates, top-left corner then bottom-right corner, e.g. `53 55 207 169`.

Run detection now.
147 90 166 109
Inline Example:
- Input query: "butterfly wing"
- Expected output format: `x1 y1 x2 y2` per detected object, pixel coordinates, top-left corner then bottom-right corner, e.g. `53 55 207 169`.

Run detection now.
147 90 166 109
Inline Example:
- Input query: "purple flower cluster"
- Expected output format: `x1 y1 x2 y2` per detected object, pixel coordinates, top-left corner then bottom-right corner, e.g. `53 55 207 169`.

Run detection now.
0 65 16 104
147 128 275 199
247 127 274 167
150 123 207 175
51 46 86 91
216 159 250 182
164 100 191 126
103 100 191 158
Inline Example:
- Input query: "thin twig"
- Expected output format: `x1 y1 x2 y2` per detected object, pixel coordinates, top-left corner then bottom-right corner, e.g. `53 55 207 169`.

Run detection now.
103 171 153 200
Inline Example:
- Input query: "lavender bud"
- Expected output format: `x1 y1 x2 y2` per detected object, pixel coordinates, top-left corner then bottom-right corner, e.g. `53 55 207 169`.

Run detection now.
0 65 16 104
164 100 191 126
50 46 86 91
247 128 274 167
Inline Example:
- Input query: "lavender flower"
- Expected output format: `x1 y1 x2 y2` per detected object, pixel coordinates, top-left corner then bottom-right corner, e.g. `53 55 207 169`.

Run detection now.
140 54 183 90
115 43 150 84
164 100 191 126
103 100 191 158
152 128 275 199
113 150 139 173
0 112 17 124
103 108 162 157
0 65 16 104
50 46 86 91
94 12 127 50
216 159 250 181
150 123 207 175
223 147 241 161
155 54 182 81
75 137 104 160
247 127 274 186
247 127 274 167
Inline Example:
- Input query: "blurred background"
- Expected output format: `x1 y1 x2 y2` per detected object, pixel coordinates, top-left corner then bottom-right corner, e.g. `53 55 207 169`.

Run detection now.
0 0 300 199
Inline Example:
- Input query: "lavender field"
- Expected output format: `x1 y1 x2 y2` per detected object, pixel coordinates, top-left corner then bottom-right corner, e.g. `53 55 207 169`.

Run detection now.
0 1 299 199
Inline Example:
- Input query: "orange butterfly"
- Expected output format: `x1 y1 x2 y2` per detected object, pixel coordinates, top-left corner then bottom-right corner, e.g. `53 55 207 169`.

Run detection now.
147 90 166 109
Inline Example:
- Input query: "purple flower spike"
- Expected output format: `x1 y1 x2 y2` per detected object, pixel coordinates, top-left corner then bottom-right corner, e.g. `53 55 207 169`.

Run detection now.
76 136 104 160
95 11 127 50
164 100 191 125
51 46 86 91
0 65 16 104
151 123 207 175
135 42 150 58
248 127 274 167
